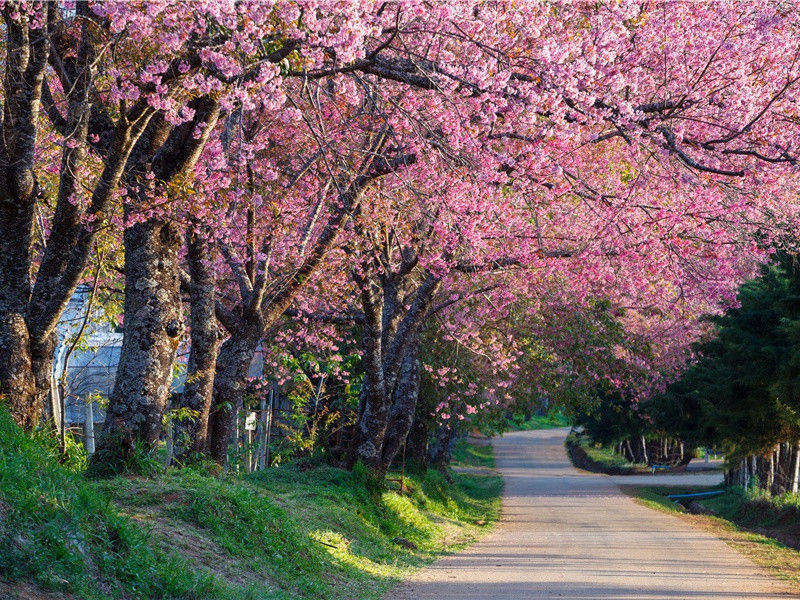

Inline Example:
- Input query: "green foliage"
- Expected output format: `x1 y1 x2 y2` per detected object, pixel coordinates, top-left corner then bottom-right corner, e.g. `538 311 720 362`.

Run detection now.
572 385 647 447
565 431 648 474
85 434 163 480
653 255 800 457
450 438 494 469
507 409 571 431
267 346 362 464
0 408 501 600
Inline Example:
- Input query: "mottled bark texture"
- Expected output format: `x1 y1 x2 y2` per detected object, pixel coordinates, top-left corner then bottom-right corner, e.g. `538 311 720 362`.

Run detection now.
380 340 420 472
352 270 439 476
91 99 220 474
0 3 51 426
208 328 261 464
175 230 220 459
99 219 184 453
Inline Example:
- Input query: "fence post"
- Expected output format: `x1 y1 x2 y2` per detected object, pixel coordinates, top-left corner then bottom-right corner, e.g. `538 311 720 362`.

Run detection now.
264 384 274 468
256 393 267 470
84 399 95 455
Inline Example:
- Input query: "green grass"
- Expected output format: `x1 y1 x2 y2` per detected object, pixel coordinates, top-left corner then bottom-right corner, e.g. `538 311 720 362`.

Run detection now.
564 432 648 475
0 410 502 599
628 485 800 587
450 438 494 469
508 409 571 431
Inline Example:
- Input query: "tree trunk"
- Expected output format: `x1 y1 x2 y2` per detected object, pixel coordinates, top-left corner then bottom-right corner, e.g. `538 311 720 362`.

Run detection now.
176 230 219 459
624 438 634 462
91 220 183 473
380 340 420 472
429 424 454 471
0 3 50 428
0 312 36 427
792 443 800 495
406 413 430 470
0 198 36 426
351 282 390 474
208 329 260 465
640 436 649 465
353 380 392 474
767 450 775 493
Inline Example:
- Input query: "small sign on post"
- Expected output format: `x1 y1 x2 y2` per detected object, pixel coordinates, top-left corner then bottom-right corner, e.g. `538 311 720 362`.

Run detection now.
244 411 257 431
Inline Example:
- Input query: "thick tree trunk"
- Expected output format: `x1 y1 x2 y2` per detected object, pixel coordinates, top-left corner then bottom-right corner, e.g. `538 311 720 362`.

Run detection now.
406 413 430 470
428 424 454 471
351 273 438 476
350 279 390 474
380 340 420 472
92 220 183 471
353 322 393 474
208 329 260 465
0 312 35 427
176 230 219 459
0 4 50 428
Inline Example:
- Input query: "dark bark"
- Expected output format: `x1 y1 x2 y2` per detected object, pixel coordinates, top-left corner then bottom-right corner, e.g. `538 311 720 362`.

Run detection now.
352 277 389 473
351 271 439 475
97 219 184 457
406 412 430 469
0 3 50 426
208 328 261 464
176 230 220 459
428 424 454 470
380 339 420 472
91 99 220 473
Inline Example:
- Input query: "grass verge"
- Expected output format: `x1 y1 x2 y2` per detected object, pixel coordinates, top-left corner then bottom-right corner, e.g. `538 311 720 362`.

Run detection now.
0 410 502 600
627 484 800 587
564 431 649 475
507 410 570 432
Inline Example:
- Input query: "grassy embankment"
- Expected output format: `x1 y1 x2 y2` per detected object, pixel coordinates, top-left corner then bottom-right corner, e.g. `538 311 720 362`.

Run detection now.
507 409 570 432
630 485 800 586
0 410 502 600
564 431 649 475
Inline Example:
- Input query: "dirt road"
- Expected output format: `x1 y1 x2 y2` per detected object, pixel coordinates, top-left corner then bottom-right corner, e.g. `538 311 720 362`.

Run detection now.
391 428 793 599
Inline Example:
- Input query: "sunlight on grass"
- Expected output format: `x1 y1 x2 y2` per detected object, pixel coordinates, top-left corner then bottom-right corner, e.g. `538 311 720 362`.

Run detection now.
0 406 502 600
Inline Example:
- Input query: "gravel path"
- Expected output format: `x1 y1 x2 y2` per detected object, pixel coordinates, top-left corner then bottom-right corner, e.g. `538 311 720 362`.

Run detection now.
390 427 793 599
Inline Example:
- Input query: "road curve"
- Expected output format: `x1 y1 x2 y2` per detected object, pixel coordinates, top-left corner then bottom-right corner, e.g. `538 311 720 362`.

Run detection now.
391 428 793 599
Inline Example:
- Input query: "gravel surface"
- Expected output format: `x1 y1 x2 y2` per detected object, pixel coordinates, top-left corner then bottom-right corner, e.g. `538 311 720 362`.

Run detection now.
390 427 794 599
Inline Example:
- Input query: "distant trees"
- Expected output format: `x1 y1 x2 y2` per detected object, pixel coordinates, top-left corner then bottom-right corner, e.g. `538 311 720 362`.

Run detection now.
651 255 800 491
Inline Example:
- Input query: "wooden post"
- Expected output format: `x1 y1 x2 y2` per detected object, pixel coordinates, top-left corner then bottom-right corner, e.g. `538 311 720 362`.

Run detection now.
165 419 174 467
767 451 775 493
50 371 62 438
264 384 274 468
256 393 267 470
84 399 95 455
247 428 254 473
